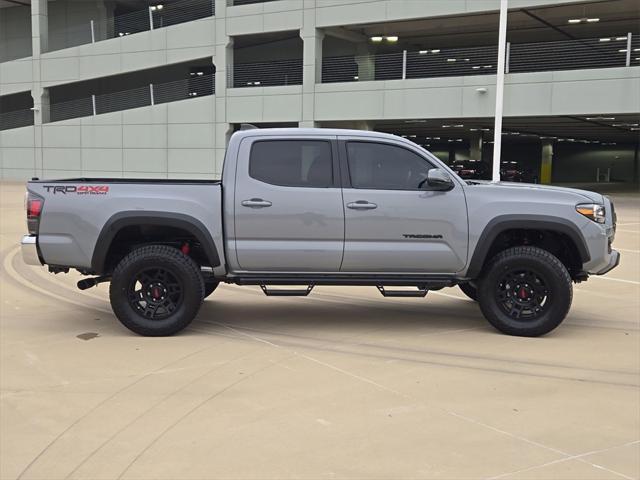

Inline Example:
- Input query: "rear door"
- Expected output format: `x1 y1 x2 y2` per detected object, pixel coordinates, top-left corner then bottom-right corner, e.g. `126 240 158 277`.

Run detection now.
233 136 344 272
339 137 468 273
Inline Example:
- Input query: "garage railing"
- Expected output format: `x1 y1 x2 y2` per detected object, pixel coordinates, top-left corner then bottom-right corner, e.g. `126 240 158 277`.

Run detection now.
0 109 34 131
47 0 215 52
230 58 303 88
49 73 214 123
321 33 636 83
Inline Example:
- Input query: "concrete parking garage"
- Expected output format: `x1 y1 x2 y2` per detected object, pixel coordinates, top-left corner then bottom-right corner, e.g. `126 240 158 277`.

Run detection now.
1 181 638 479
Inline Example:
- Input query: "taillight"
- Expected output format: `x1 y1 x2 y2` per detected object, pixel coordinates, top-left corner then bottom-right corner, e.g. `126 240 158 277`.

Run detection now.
26 192 44 235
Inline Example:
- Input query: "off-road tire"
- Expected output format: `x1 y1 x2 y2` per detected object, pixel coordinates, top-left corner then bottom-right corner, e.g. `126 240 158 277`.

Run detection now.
477 246 572 337
458 282 478 301
109 245 204 336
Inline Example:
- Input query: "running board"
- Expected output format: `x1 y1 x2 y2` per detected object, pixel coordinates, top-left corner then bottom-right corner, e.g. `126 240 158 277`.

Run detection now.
376 286 428 298
260 285 314 296
233 274 458 288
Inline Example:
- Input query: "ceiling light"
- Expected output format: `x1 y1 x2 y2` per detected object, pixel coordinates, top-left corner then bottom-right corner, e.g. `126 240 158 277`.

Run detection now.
409 134 417 138
150 5 156 10
431 49 440 53
370 36 383 42
469 128 478 131
568 19 581 24
196 71 204 76
433 137 440 140
586 18 599 22
472 66 481 69
616 36 628 41
463 59 470 62
156 4 163 9
586 117 615 120
454 124 464 128
634 48 640 51
447 58 457 62
419 50 428 54
442 124 451 128
386 36 399 43
618 49 628 53
353 75 359 80
483 65 492 68
599 38 611 42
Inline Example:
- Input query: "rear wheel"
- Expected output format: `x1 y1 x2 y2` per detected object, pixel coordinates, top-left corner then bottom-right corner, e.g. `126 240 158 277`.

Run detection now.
458 282 478 301
477 246 572 337
109 245 204 336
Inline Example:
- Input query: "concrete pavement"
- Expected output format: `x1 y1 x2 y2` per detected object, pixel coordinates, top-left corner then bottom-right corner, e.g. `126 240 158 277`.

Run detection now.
1 181 638 480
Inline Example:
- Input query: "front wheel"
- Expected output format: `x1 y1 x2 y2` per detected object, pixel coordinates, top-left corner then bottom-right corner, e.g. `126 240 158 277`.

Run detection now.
109 245 204 336
477 246 572 337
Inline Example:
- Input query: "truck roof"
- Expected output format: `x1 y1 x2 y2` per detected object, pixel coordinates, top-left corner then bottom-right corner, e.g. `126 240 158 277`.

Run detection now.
230 127 408 143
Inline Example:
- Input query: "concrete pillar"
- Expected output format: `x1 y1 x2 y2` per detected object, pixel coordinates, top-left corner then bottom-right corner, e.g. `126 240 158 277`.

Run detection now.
541 139 554 184
31 0 47 55
299 0 321 128
213 0 231 178
355 43 375 81
470 131 483 161
31 0 48 178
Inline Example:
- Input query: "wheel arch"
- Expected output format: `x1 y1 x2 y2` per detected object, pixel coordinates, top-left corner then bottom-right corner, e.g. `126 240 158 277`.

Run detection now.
466 215 590 279
91 211 221 274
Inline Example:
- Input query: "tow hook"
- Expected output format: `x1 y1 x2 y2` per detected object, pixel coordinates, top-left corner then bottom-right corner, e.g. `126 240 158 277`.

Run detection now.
77 275 111 290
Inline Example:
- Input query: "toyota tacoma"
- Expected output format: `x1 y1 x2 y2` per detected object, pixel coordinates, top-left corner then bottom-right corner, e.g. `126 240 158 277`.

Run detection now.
21 128 619 337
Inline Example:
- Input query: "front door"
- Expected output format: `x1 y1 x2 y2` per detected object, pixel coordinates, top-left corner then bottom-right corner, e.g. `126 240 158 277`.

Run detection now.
339 138 468 273
233 136 345 272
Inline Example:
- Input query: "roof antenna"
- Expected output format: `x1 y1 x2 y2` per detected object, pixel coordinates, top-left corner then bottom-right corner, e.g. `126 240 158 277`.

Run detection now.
240 123 258 130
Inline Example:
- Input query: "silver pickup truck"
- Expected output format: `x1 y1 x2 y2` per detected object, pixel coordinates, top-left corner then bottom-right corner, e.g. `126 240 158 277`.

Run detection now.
21 128 619 337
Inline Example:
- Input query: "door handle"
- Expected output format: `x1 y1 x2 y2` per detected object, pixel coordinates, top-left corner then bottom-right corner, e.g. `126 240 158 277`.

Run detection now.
347 200 377 210
241 198 272 208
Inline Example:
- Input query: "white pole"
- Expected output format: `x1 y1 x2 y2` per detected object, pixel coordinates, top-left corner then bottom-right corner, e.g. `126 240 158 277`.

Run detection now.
492 0 508 183
148 7 154 31
626 33 632 67
402 50 407 80
150 83 154 105
90 20 95 43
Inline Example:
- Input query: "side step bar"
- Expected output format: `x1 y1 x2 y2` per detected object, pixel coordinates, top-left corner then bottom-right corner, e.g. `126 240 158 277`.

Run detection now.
376 286 428 298
260 285 314 297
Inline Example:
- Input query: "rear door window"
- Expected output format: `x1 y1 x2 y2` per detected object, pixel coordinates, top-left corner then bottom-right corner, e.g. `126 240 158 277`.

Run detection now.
249 140 333 188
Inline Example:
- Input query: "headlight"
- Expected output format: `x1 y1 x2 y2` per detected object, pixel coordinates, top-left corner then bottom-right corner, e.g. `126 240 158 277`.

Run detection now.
576 203 606 224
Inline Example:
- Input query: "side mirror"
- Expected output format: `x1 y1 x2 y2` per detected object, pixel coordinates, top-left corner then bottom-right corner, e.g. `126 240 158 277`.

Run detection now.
426 168 454 191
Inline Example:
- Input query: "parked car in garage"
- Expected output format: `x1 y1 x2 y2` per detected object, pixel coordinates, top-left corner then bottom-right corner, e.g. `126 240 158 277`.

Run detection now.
450 159 490 180
501 161 539 183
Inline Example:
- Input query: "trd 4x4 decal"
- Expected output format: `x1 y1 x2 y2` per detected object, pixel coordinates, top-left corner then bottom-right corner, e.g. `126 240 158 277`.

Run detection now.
43 185 109 195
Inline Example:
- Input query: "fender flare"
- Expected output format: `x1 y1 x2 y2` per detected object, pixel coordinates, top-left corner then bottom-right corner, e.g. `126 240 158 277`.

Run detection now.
466 214 590 278
91 211 221 273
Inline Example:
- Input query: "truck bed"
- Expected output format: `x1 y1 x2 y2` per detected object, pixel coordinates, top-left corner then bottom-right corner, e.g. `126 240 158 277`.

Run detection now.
28 178 224 273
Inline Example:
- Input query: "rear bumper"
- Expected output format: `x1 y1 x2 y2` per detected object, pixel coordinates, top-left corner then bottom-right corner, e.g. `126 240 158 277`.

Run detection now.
595 250 620 275
21 235 42 266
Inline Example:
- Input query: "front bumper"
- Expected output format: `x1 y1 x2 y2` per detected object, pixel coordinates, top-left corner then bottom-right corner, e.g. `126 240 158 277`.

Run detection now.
595 249 620 275
21 235 42 266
